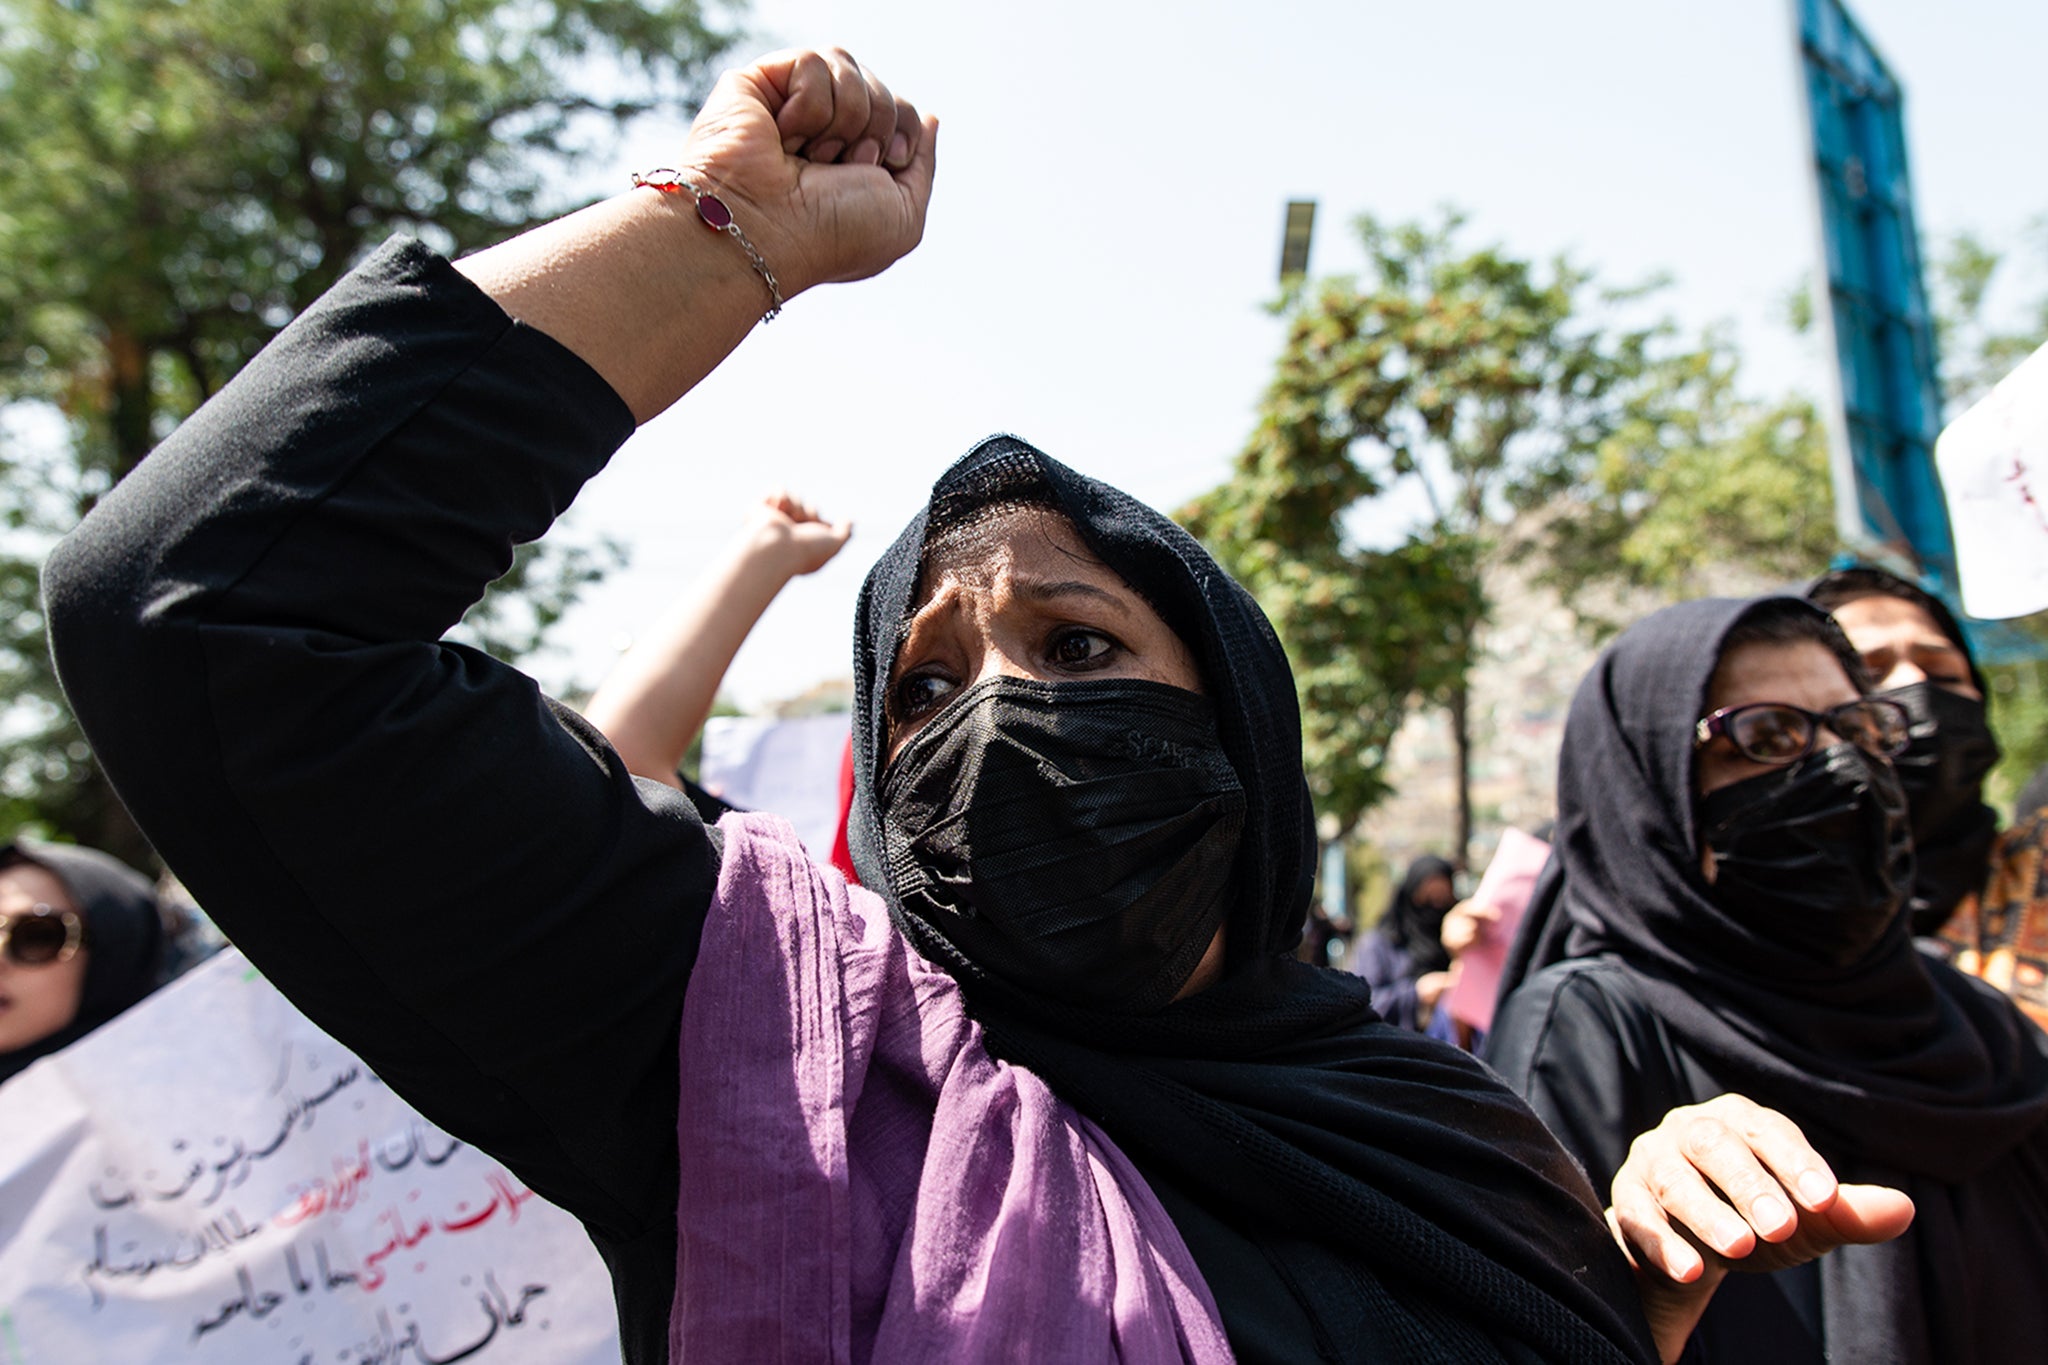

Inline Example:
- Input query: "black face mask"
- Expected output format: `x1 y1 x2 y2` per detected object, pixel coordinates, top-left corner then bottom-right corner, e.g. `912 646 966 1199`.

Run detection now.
880 675 1247 1013
1884 681 2002 933
1696 743 1913 967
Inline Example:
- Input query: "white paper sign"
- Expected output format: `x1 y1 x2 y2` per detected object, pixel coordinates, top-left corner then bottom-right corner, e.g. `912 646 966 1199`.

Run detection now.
1936 339 2048 621
700 713 850 858
0 950 623 1364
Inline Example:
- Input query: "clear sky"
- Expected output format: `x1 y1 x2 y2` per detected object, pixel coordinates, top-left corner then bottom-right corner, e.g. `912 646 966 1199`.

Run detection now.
538 0 2048 708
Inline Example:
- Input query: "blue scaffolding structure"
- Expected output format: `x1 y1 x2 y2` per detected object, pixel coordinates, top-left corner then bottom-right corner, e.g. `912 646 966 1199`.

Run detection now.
1792 0 1958 595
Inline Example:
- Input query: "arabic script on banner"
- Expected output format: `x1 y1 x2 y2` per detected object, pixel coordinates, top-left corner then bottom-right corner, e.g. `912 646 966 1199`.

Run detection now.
0 950 622 1364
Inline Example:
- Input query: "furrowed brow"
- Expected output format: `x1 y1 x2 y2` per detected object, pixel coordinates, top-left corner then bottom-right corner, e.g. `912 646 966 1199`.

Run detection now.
1010 577 1136 616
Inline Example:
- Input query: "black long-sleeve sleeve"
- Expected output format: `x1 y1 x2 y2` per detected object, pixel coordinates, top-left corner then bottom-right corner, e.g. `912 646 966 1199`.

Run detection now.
1488 959 1826 1365
43 239 714 1362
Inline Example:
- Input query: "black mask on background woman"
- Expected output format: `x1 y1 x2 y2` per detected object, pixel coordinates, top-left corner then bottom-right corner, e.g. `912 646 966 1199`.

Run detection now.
1885 681 2001 933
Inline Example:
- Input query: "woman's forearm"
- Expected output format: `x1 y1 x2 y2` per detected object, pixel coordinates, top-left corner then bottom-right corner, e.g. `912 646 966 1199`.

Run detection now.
585 528 809 786
453 190 768 424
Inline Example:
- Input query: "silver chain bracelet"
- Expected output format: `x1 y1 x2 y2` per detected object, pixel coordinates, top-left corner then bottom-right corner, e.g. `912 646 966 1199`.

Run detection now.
631 168 784 323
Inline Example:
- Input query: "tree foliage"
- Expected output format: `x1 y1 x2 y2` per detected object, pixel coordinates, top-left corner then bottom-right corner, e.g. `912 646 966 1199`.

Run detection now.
1931 223 2048 411
0 0 742 865
1185 210 1670 848
1528 334 1837 623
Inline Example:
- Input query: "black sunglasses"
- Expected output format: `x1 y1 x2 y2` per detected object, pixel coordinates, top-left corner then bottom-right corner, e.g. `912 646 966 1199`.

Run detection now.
1693 698 1910 766
0 903 84 967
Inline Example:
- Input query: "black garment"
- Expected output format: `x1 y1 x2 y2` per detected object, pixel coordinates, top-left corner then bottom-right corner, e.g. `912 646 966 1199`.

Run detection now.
48 242 1651 1365
47 242 713 1365
1384 854 1458 975
1488 595 2048 1364
0 840 166 1085
847 439 1655 1365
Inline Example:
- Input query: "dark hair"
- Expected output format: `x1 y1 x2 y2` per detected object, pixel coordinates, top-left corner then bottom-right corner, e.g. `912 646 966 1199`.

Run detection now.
1717 596 1872 693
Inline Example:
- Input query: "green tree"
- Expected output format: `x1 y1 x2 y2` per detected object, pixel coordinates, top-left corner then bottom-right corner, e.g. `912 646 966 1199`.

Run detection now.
0 0 742 867
1528 333 1838 625
1187 210 1669 861
1931 223 2048 411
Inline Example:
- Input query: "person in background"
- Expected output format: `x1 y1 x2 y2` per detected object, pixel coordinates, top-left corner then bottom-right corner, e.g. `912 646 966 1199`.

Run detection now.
1807 566 2048 1029
0 840 170 1086
1353 855 1456 1031
1490 595 2048 1363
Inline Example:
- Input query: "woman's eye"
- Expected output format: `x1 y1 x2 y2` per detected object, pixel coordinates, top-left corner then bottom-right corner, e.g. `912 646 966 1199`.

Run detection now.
1047 628 1117 671
893 671 957 719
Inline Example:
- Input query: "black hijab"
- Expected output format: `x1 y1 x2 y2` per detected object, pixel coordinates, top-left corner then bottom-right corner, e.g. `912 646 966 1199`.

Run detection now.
1384 855 1458 974
1496 596 2048 1361
0 840 166 1085
847 436 1654 1365
1501 596 2048 1176
1806 566 2001 933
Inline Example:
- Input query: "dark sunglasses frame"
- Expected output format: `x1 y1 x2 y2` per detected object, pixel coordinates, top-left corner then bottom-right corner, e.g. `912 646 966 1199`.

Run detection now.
0 902 84 967
1694 697 1910 766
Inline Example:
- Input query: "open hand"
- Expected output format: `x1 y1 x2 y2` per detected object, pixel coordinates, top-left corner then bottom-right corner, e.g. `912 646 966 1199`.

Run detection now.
681 47 938 296
1607 1094 1914 1363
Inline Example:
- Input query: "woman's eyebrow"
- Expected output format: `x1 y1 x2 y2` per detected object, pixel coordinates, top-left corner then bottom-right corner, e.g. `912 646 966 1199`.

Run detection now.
1010 577 1135 617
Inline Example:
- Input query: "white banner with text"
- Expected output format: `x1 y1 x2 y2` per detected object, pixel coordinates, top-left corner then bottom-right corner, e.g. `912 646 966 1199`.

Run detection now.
0 950 623 1364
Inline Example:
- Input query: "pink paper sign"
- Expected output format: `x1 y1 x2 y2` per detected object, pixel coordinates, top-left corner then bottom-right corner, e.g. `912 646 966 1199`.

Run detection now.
1446 827 1552 1033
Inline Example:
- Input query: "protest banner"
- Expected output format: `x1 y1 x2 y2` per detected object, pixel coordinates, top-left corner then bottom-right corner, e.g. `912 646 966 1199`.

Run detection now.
1936 339 2048 622
0 950 622 1364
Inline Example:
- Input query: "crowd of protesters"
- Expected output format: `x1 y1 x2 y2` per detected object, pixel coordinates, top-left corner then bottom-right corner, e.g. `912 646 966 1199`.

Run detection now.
5 42 2046 1365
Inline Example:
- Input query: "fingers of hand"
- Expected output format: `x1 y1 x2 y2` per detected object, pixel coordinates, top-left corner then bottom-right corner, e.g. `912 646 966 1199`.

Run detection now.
766 49 834 152
883 95 923 169
774 47 880 164
1630 1128 1763 1258
764 489 823 525
1694 1093 1838 1214
844 59 898 166
1827 1184 1915 1246
1607 1197 1705 1285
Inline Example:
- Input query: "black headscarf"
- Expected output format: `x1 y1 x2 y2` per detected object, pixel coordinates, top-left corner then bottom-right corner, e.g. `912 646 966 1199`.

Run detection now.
1807 566 2001 932
0 839 167 1084
1384 855 1457 974
1501 597 2048 1175
847 436 1654 1365
1496 596 2048 1361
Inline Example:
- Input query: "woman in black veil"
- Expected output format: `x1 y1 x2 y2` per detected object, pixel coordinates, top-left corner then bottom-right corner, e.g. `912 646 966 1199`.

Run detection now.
1490 595 2048 1364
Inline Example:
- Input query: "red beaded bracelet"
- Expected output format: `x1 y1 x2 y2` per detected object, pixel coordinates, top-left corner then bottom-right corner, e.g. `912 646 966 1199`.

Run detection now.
631 168 784 323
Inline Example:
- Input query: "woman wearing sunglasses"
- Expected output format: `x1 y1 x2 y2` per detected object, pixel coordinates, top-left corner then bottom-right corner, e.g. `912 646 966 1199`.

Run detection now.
0 841 168 1086
1488 596 2048 1364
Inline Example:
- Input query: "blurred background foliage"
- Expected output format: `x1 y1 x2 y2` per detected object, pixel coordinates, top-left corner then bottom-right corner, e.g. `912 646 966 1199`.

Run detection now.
0 0 742 866
1189 209 2048 867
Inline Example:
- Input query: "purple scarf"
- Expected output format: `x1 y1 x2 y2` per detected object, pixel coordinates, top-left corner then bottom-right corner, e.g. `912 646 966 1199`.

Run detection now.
670 815 1232 1363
